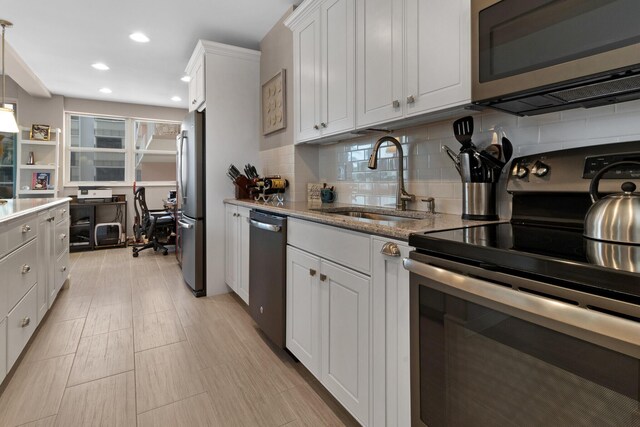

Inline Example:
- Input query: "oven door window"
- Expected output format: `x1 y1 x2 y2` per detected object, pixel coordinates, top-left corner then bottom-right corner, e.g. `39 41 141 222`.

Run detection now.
419 286 640 427
478 0 640 82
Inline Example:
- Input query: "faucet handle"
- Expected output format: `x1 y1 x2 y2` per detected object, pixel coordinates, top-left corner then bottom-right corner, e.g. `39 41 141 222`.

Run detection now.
400 191 415 202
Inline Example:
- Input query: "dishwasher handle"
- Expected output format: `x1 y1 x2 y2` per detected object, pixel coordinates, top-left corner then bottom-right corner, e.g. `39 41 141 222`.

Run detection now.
249 219 282 233
403 257 640 359
177 220 194 229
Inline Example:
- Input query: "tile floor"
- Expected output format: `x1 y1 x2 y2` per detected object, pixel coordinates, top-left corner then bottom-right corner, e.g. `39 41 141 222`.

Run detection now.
0 248 358 426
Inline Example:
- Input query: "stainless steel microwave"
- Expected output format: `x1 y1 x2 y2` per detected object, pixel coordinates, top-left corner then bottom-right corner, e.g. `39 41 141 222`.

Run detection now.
472 0 640 116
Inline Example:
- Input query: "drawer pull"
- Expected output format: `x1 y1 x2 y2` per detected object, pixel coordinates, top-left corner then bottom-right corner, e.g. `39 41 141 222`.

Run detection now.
61 266 67 272
47 217 55 222
22 224 31 233
61 209 67 214
21 264 31 274
21 317 31 328
380 242 401 257
60 233 67 240
309 269 316 277
320 274 327 282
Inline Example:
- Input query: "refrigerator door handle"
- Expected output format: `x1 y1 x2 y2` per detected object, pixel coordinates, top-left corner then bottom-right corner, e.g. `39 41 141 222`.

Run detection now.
177 219 194 229
179 130 187 202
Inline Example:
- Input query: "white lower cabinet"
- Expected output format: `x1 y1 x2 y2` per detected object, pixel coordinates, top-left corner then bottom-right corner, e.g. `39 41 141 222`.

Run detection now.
7 284 37 368
371 238 411 427
286 246 322 377
286 218 370 425
320 259 370 424
0 317 6 383
224 204 250 304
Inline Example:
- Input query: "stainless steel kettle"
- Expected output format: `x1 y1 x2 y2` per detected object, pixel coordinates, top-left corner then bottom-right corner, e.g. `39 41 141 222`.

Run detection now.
584 161 640 244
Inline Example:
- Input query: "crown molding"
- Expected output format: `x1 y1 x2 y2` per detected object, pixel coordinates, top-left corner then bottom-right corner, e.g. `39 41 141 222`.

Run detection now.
284 0 323 30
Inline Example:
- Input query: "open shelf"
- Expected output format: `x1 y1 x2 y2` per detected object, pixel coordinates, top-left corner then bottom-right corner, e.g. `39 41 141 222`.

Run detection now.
20 164 56 170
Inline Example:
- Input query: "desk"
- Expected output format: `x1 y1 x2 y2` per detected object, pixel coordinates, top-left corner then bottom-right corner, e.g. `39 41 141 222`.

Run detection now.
69 195 127 252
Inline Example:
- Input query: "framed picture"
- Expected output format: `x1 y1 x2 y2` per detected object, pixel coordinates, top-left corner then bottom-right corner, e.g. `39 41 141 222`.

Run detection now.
30 124 51 141
32 172 50 190
262 69 286 135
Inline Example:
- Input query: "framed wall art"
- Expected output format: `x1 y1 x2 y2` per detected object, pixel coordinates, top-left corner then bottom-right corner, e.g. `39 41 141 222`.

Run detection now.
262 69 286 135
30 124 51 141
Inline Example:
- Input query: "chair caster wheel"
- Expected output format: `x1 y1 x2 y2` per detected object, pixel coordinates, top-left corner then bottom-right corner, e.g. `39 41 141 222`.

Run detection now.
163 250 168 256
133 252 139 258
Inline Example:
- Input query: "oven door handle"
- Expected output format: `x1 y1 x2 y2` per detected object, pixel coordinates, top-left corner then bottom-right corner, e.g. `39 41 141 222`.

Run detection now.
403 258 640 358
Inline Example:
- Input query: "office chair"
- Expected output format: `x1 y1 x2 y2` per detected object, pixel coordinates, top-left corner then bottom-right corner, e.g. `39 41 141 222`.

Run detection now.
132 186 175 257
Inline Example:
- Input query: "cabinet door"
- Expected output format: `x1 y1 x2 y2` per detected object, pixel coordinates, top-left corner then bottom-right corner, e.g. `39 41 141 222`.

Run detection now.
405 0 470 116
371 238 411 427
355 0 404 127
320 0 355 137
224 205 238 292
320 259 370 425
286 246 321 378
236 207 251 304
188 55 205 112
0 317 6 383
293 10 322 143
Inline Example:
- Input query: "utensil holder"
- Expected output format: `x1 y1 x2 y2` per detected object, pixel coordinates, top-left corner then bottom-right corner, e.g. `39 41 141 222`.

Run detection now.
462 182 498 220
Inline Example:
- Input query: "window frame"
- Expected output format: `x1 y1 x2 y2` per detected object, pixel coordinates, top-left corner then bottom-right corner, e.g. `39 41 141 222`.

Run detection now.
64 112 179 188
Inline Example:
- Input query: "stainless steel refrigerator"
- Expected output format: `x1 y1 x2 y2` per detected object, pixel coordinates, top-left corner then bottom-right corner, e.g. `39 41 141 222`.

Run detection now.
176 110 206 296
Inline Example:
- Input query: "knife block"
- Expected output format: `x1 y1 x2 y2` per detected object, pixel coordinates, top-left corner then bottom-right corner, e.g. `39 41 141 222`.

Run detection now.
234 176 252 199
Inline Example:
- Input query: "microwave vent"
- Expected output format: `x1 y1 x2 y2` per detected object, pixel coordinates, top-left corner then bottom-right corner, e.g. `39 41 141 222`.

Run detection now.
549 74 640 103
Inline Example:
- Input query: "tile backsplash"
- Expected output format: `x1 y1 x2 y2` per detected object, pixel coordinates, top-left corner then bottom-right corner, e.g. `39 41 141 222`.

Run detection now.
318 100 640 217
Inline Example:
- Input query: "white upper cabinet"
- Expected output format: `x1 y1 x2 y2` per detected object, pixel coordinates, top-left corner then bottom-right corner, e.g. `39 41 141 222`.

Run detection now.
355 0 404 127
404 0 470 116
288 0 355 143
186 51 205 112
357 0 470 128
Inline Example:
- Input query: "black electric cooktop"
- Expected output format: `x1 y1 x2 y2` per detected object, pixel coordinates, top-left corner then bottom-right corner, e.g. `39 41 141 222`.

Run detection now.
409 223 640 304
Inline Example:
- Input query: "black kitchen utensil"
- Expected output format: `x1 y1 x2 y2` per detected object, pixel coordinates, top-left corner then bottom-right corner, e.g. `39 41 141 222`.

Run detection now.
453 116 475 150
502 137 514 163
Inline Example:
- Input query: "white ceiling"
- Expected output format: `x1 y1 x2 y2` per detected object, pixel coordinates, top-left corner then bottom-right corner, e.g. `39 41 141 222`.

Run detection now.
3 0 298 109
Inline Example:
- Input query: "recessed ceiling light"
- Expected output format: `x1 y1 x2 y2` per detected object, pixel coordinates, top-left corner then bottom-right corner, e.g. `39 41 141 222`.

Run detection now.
180 75 191 83
171 96 182 102
129 32 150 43
91 62 110 71
99 88 112 94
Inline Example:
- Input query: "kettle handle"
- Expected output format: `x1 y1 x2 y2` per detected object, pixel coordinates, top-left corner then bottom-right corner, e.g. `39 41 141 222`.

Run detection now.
589 161 640 203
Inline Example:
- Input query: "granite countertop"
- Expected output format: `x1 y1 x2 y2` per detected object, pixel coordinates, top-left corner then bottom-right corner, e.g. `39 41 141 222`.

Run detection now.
224 198 501 241
0 197 72 224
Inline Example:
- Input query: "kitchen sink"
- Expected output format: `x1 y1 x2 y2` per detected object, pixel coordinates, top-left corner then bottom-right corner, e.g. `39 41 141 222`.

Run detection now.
311 207 431 222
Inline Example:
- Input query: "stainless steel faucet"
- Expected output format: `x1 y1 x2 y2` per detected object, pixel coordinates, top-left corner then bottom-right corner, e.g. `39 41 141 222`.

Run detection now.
368 136 415 210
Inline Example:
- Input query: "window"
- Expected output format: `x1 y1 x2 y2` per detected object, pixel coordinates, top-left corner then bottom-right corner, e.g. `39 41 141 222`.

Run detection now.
65 113 179 186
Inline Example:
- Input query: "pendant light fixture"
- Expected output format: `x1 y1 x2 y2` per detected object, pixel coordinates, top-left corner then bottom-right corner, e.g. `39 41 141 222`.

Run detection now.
0 19 18 133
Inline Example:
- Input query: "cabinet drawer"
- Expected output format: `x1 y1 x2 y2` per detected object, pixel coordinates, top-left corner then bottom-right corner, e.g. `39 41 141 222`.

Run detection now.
288 218 370 274
7 284 37 369
4 214 37 256
56 203 69 225
56 250 70 291
0 317 6 383
1 239 38 313
55 219 69 257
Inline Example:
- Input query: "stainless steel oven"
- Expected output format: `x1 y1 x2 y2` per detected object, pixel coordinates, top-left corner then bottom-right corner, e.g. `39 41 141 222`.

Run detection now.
405 142 640 426
405 254 640 427
472 0 640 115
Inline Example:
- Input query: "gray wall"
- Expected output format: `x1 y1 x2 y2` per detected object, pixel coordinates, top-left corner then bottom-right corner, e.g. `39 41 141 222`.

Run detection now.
259 6 295 151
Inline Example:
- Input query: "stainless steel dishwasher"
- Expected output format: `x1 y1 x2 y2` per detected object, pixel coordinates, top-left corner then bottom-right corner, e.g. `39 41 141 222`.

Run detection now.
248 210 287 348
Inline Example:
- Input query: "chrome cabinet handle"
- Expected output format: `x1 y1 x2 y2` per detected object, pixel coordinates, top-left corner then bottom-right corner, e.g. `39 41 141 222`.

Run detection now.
392 100 400 108
309 269 316 277
314 124 320 130
61 209 67 214
380 242 401 257
20 317 31 328
22 224 31 233
47 216 54 222
60 233 67 240
61 266 67 272
320 122 327 128
407 95 415 104
21 264 31 274
320 274 327 282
